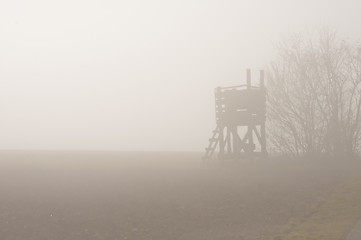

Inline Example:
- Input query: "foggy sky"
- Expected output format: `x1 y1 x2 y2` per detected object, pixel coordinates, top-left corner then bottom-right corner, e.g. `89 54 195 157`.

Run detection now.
1 0 361 151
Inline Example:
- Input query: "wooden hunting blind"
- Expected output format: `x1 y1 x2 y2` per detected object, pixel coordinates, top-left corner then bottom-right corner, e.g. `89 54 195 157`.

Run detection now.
203 69 267 160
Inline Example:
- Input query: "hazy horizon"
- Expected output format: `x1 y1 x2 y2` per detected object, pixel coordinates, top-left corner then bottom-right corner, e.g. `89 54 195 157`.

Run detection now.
1 0 361 151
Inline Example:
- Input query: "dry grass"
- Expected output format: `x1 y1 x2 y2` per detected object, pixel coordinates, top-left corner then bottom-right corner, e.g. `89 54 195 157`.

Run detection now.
0 151 360 240
277 159 361 240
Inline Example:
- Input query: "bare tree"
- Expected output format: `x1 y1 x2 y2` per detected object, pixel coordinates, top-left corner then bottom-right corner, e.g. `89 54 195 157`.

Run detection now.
267 30 361 158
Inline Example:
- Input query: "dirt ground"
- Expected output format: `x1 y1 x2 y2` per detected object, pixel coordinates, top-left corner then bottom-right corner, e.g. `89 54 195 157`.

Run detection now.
0 151 360 240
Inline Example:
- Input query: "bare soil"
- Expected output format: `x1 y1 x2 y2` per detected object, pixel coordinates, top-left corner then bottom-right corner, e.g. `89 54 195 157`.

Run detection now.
0 151 359 240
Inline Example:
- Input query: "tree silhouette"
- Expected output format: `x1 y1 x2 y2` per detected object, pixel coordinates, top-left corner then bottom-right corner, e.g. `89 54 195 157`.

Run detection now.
267 29 361 158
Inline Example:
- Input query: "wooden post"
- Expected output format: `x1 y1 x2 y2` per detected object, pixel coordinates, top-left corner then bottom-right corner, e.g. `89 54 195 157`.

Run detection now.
247 69 251 89
260 70 265 89
246 69 253 154
219 125 225 158
231 126 238 157
260 70 266 156
227 127 232 155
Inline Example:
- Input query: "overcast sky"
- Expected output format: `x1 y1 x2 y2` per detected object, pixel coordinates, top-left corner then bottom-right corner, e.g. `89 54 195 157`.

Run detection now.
1 0 361 151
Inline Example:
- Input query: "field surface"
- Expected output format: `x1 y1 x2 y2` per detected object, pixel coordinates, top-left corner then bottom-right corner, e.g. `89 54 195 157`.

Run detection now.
0 151 360 240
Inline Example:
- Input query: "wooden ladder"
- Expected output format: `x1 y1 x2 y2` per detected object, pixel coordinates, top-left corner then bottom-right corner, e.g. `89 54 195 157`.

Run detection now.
203 126 220 160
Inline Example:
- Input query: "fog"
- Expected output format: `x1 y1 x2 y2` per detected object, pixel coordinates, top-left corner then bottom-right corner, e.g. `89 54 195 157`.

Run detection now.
2 2 361 239
1 0 361 151
1 151 360 240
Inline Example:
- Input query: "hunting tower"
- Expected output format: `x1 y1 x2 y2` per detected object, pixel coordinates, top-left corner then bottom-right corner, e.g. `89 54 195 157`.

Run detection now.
203 69 267 160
